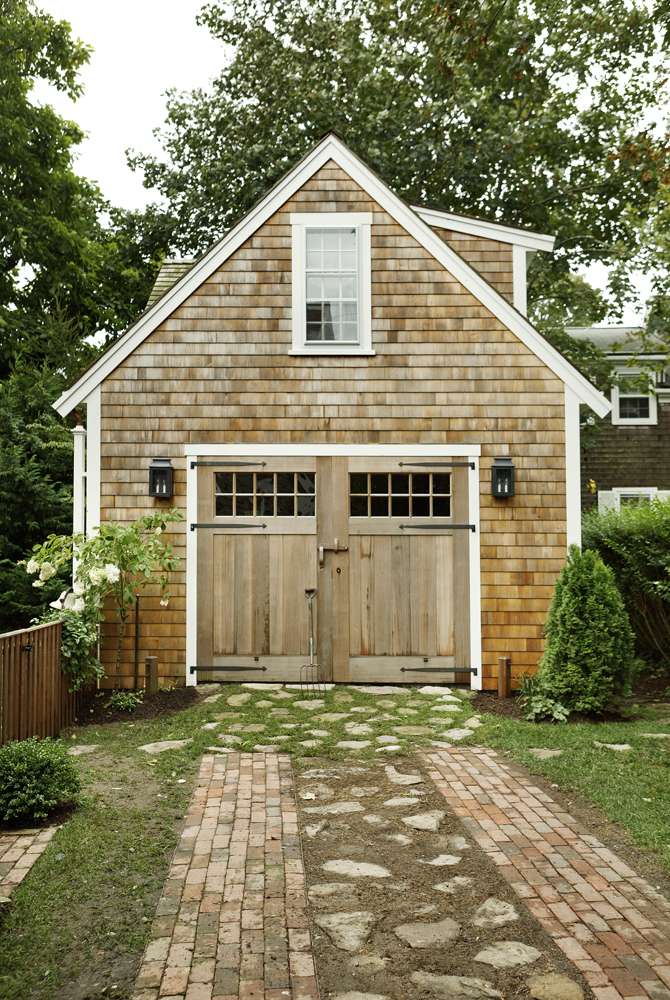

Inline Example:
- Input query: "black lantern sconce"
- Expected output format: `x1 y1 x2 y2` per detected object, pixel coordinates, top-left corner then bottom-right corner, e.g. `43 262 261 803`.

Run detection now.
149 457 174 499
492 457 515 499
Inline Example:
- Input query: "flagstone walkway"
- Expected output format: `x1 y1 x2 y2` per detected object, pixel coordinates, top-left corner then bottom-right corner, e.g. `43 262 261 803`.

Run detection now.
133 746 670 1000
426 747 670 1000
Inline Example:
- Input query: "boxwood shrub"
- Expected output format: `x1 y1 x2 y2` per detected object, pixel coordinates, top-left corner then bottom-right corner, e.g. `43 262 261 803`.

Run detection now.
530 545 636 718
0 738 80 824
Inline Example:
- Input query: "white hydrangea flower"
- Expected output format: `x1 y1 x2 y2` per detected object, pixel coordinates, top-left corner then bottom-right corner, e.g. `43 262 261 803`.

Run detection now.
39 562 56 581
72 598 85 613
33 579 44 588
89 567 106 586
159 598 169 607
72 579 86 596
26 559 39 574
155 526 163 535
63 592 76 610
104 563 121 583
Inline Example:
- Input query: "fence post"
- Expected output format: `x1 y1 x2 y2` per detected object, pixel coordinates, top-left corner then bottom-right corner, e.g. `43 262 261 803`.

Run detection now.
145 656 159 695
497 656 512 699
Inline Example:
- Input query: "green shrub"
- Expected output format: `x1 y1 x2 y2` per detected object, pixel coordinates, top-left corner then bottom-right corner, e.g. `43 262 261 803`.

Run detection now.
105 690 144 713
519 674 569 723
583 499 670 662
0 738 81 824
532 545 636 718
37 607 103 691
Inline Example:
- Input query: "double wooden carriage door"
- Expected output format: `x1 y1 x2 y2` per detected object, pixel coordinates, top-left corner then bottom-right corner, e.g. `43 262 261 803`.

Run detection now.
195 454 472 684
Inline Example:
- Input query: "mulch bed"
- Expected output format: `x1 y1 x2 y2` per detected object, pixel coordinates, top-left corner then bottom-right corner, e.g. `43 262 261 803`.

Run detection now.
472 690 523 718
76 686 198 726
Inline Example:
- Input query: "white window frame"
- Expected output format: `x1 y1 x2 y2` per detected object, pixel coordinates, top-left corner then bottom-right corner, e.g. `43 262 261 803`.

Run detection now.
611 368 657 426
290 212 373 356
599 487 658 512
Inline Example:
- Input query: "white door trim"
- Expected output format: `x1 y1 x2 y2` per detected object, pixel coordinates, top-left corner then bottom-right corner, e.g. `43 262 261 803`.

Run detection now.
184 442 482 689
184 443 481 457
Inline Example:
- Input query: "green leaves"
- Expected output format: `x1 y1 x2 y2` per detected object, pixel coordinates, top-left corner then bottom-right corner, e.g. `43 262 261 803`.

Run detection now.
535 545 636 717
583 499 670 662
130 0 667 327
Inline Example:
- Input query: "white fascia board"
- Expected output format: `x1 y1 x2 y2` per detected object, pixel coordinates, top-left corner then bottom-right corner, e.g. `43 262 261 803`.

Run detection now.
54 132 608 418
414 205 556 252
564 386 582 548
184 443 481 457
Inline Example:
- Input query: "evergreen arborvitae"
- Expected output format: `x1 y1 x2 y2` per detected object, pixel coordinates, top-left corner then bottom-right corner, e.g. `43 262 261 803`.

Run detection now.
536 545 635 716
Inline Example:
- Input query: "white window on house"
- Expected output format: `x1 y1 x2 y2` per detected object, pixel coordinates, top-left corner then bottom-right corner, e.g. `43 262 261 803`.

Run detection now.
611 369 657 426
598 487 662 512
290 213 373 355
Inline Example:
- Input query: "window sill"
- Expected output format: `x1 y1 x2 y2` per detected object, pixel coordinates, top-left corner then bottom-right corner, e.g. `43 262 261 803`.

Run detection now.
611 418 658 427
289 348 376 357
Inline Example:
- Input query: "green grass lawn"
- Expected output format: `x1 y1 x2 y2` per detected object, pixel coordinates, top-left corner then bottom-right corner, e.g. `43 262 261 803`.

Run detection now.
477 700 670 872
0 682 668 1000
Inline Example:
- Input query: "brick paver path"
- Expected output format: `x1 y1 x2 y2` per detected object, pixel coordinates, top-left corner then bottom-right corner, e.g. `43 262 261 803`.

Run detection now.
133 752 318 1000
0 826 56 899
425 747 670 1000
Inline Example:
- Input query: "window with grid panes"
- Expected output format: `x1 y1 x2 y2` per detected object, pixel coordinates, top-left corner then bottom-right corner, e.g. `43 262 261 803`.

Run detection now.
349 472 451 517
214 472 316 517
305 228 358 343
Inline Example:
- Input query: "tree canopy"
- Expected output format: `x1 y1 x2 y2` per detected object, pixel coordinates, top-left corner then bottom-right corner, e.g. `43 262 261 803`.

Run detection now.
131 0 670 331
0 0 169 629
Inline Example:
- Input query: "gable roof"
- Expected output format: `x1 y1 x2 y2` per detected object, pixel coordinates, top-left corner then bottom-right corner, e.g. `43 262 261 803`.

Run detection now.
54 133 610 418
568 326 667 359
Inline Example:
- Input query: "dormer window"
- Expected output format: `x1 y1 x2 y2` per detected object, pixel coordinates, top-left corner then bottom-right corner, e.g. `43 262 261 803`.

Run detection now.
611 368 657 426
290 212 373 355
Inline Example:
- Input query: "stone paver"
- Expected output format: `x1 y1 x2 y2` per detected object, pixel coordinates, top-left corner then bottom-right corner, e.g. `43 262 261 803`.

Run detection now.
425 746 670 1000
132 752 318 1000
0 826 56 899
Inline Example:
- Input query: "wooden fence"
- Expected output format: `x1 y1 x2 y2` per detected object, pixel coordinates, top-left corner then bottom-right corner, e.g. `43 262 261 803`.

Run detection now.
0 622 86 745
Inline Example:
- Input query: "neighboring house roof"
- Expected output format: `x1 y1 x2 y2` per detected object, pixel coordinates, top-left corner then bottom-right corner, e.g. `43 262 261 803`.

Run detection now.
54 133 610 418
569 326 667 358
146 259 194 307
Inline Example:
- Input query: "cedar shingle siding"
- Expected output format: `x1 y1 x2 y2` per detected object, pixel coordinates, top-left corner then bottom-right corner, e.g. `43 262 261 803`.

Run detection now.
99 161 566 691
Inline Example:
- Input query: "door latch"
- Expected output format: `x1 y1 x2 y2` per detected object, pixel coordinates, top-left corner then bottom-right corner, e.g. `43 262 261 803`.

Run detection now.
318 537 349 567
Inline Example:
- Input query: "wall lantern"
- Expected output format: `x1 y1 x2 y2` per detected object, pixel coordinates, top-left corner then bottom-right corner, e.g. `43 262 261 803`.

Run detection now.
491 457 515 498
149 457 174 499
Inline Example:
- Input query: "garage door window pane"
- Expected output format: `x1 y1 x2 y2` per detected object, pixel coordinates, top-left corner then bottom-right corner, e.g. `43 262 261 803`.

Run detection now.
214 471 315 517
349 471 451 517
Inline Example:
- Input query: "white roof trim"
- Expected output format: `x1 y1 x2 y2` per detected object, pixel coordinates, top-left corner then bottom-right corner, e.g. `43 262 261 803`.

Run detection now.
414 205 556 252
54 134 608 418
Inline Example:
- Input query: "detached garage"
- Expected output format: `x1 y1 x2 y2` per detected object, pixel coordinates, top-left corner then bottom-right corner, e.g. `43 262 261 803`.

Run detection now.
54 134 610 691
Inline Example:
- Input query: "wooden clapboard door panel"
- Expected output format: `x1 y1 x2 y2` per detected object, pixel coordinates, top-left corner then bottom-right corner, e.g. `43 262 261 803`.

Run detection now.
196 457 317 682
344 456 465 684
196 452 469 684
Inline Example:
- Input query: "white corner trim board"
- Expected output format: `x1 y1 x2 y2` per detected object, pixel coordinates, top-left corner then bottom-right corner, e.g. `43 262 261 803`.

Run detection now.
564 386 582 548
184 442 483 690
85 386 101 536
54 134 609 420
512 245 528 316
72 425 86 536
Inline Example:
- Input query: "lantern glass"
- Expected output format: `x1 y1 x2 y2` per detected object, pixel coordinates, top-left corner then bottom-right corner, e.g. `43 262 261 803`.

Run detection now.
149 458 174 499
492 457 515 498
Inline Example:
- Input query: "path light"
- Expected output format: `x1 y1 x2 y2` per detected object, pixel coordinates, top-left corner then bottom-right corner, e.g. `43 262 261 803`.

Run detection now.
491 457 515 498
149 457 174 499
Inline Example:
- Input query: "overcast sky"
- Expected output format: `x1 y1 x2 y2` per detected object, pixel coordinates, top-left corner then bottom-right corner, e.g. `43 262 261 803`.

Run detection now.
34 1 648 323
34 0 223 209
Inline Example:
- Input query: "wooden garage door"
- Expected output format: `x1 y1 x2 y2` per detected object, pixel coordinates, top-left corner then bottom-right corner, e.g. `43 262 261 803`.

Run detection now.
195 454 470 683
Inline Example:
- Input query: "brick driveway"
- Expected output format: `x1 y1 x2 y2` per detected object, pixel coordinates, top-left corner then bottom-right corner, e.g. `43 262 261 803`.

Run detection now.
133 749 670 1000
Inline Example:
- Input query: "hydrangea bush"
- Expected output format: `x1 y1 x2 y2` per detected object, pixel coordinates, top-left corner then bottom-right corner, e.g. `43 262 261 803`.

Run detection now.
23 510 183 687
